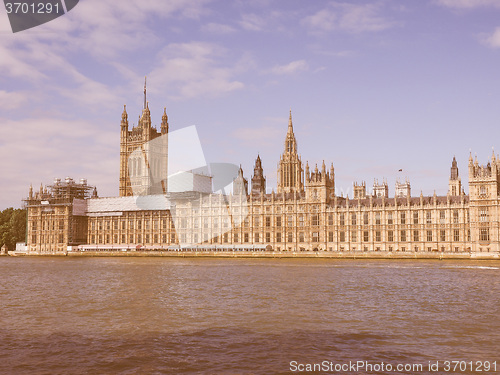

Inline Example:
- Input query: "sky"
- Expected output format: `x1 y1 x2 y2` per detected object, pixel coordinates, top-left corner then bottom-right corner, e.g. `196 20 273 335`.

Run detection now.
1 0 500 209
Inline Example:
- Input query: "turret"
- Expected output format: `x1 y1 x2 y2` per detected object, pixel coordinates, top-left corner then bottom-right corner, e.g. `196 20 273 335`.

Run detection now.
121 105 128 131
372 178 388 198
305 160 335 202
468 151 499 200
141 101 151 140
251 154 266 195
395 179 411 198
353 181 366 199
119 105 129 197
448 156 462 196
468 152 474 172
161 107 169 135
139 77 152 140
233 165 248 196
450 156 459 180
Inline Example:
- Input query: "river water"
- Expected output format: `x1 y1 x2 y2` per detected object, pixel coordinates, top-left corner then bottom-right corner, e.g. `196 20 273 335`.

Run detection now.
0 258 498 374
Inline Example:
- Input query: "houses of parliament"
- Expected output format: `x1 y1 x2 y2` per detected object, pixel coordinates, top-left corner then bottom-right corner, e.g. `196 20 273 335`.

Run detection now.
23 86 500 254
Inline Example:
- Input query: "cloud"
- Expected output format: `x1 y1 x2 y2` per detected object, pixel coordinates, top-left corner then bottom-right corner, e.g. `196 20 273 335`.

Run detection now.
0 44 47 81
482 27 500 48
0 116 118 209
436 0 500 8
310 44 357 57
231 116 286 148
1 0 209 60
0 0 214 83
331 50 355 57
0 91 28 110
302 2 396 34
148 42 245 99
237 10 288 33
270 60 309 75
56 73 123 109
202 22 237 34
0 0 228 115
0 35 123 111
239 13 267 31
232 126 281 143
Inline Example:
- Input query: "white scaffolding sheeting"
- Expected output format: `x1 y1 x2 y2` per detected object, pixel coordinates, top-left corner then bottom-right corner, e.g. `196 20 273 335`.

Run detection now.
87 195 170 213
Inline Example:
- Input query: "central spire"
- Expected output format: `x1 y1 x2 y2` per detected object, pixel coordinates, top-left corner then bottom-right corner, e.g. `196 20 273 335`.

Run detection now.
277 109 304 194
284 109 297 155
143 76 147 110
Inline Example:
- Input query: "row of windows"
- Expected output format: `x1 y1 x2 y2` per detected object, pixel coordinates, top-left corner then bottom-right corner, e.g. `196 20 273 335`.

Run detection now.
90 218 174 231
338 210 466 225
89 228 474 245
248 215 317 227
175 210 467 225
90 231 304 245
91 233 176 244
50 210 472 237
155 210 469 229
176 204 466 218
337 229 468 243
30 220 65 231
29 207 67 215
31 234 64 244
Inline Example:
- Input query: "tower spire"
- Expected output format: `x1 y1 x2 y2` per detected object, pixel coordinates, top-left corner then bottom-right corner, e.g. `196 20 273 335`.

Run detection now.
144 76 147 110
278 109 303 194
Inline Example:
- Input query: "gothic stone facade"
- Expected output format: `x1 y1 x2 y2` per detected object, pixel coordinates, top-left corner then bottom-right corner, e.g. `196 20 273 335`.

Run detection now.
23 103 500 254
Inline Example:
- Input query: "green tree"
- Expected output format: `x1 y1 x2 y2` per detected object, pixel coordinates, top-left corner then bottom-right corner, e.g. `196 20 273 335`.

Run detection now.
0 208 26 251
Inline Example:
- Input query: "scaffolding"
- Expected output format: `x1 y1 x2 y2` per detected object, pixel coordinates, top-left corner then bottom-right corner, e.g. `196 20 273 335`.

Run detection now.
48 177 95 200
24 177 96 249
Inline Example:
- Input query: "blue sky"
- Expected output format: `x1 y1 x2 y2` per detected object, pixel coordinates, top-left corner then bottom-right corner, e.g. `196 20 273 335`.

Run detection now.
1 0 500 209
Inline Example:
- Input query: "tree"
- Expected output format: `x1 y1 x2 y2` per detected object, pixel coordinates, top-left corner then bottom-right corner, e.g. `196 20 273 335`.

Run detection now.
0 208 26 251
